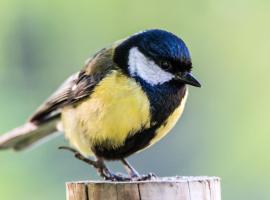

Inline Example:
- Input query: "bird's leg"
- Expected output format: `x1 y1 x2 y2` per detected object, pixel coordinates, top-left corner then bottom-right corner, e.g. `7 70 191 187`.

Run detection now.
121 159 140 178
58 146 130 181
58 146 108 178
59 146 99 167
121 158 157 181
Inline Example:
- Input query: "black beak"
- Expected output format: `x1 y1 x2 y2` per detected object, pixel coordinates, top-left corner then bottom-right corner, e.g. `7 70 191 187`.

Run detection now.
175 72 201 87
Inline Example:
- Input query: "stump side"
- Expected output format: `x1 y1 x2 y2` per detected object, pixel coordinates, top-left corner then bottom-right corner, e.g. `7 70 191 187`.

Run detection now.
66 176 221 200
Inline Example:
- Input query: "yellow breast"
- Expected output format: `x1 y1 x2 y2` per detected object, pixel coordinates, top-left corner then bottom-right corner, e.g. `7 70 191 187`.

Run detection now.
61 71 151 156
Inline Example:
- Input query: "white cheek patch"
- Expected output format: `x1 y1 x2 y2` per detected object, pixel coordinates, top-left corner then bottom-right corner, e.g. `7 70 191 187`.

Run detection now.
128 47 174 85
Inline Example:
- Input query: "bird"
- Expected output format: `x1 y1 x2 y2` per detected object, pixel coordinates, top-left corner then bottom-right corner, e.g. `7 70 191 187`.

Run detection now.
0 29 201 181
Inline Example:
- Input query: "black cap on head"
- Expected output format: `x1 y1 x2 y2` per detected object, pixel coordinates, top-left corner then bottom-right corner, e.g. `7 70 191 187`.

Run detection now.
114 29 200 87
114 29 192 73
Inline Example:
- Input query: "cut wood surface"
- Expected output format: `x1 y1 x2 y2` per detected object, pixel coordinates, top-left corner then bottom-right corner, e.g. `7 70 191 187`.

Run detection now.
66 176 221 200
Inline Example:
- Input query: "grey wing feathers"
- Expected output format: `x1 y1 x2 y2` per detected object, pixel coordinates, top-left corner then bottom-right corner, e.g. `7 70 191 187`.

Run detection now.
29 72 80 122
29 71 100 122
29 47 115 123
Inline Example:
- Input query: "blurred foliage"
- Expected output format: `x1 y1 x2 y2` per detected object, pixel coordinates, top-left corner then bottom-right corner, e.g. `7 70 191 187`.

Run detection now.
0 0 270 199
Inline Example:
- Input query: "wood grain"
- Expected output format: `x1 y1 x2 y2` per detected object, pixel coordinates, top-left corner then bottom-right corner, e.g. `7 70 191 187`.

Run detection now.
66 176 221 200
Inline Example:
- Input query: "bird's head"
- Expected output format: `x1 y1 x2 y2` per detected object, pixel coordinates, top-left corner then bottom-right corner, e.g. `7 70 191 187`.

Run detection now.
114 29 201 87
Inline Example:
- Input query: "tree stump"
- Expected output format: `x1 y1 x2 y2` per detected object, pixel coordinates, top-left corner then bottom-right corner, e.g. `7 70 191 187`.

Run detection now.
66 176 221 200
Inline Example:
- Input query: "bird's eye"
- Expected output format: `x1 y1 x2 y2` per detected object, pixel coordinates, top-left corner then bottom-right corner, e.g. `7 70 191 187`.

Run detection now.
160 61 172 71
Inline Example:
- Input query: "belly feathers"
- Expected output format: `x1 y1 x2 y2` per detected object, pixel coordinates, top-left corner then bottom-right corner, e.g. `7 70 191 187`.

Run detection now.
61 71 151 156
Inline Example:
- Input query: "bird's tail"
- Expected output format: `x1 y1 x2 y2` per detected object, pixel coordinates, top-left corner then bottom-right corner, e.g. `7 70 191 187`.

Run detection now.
0 118 60 151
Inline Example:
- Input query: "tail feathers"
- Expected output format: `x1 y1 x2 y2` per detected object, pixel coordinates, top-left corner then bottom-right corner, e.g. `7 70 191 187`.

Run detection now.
0 118 60 151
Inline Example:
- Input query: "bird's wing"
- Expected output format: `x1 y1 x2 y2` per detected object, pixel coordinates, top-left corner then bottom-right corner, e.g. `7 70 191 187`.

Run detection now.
29 47 116 123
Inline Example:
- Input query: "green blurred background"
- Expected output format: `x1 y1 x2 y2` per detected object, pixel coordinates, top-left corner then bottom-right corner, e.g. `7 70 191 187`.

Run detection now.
0 0 269 199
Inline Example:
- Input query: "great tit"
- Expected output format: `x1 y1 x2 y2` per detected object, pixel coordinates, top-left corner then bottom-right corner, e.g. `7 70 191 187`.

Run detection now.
0 29 201 181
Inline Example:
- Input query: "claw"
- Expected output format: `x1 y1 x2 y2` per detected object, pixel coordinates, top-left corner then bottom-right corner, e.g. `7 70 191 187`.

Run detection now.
132 173 157 181
58 146 78 153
